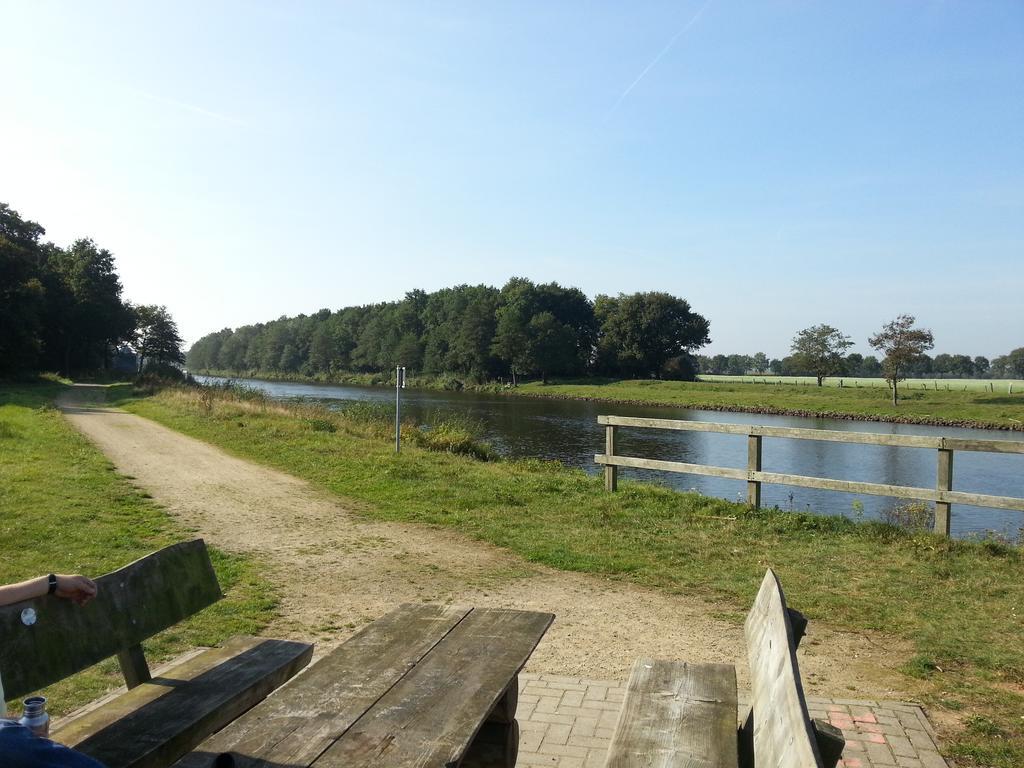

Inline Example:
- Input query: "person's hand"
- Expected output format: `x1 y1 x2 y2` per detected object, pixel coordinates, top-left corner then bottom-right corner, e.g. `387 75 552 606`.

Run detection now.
55 575 98 606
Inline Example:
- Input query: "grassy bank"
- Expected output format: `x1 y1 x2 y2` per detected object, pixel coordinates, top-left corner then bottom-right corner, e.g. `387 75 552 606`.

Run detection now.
194 368 1024 430
0 380 278 715
516 378 1024 430
125 385 1023 766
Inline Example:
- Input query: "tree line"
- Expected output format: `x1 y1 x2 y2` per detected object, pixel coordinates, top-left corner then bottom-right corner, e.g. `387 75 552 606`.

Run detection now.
698 348 1022 380
186 280 712 383
0 203 185 375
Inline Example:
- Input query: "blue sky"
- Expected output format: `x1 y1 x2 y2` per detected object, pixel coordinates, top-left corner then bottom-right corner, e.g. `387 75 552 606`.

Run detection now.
2 1 1021 357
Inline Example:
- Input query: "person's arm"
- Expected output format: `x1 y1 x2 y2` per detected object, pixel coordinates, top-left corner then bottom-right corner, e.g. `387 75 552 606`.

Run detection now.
0 575 97 608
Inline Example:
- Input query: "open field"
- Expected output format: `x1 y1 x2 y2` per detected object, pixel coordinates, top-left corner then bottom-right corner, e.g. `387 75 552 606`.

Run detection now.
515 377 1024 430
697 374 1024 393
0 380 277 716
123 383 1024 767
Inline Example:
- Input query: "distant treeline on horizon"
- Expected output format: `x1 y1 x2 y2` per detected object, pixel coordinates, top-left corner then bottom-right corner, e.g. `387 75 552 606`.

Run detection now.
187 279 712 383
187 279 1023 384
696 350 1023 380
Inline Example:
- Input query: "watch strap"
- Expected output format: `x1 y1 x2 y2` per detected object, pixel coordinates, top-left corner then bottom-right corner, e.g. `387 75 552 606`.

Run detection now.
47 574 58 595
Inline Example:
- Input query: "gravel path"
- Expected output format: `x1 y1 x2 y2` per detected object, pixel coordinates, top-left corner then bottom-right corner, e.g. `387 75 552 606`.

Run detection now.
57 384 913 700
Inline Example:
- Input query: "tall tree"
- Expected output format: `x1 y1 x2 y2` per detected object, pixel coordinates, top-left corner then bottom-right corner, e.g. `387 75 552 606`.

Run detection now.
0 204 47 373
49 239 135 372
790 324 854 386
134 305 185 371
869 315 935 405
594 292 710 378
1004 348 1024 378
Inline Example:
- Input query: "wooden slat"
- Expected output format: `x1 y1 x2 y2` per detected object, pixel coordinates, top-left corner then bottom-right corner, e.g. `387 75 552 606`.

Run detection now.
597 415 1024 454
595 454 749 481
0 540 222 700
315 607 553 768
941 437 1024 454
752 471 1024 512
744 570 822 768
58 635 312 768
940 489 1024 512
595 455 1024 513
605 660 738 768
173 604 474 768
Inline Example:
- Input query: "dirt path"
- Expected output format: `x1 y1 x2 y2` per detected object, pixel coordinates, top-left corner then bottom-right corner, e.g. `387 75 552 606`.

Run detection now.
57 385 913 698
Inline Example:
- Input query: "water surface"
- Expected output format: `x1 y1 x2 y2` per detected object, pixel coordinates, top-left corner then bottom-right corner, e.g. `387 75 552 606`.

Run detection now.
197 376 1024 540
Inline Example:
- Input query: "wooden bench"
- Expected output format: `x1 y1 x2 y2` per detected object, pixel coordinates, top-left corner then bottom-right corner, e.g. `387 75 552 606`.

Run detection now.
174 603 554 768
0 539 313 768
604 569 845 768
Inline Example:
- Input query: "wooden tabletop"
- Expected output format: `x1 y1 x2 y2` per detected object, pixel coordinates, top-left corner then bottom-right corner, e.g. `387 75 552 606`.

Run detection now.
173 604 554 768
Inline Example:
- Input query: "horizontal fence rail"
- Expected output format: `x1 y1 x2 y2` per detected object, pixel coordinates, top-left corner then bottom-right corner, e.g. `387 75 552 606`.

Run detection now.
594 415 1024 536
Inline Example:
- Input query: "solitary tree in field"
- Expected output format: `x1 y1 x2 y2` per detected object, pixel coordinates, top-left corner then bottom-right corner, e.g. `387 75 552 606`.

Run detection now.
869 315 934 405
790 324 854 386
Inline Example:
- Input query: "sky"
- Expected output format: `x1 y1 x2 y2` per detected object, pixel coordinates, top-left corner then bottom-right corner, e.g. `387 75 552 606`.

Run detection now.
1 1 1021 358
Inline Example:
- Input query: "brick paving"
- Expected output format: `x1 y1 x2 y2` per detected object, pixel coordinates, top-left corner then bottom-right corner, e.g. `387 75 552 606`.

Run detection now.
517 673 949 768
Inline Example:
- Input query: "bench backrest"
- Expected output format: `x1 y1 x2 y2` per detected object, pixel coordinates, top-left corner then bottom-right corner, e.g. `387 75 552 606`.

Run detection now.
744 569 823 768
0 539 221 701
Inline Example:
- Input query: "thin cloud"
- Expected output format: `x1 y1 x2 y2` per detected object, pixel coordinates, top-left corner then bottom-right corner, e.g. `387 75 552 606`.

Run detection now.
132 88 245 127
604 0 714 120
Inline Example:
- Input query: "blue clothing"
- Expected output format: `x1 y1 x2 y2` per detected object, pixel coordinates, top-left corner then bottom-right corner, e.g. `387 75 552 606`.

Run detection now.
0 720 106 768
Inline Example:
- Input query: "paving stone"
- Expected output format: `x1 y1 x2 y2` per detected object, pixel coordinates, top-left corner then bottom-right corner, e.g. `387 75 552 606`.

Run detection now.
543 723 572 746
916 750 949 768
570 717 599 739
561 690 585 708
515 675 948 768
887 735 917 758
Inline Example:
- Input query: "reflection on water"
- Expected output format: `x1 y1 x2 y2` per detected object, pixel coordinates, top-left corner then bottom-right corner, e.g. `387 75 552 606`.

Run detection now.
197 376 1024 540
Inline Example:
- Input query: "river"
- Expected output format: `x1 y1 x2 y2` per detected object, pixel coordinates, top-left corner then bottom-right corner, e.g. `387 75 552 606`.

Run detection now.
196 376 1024 540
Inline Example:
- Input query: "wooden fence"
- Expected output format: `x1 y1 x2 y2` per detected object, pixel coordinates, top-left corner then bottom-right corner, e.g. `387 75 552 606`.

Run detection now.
594 415 1024 536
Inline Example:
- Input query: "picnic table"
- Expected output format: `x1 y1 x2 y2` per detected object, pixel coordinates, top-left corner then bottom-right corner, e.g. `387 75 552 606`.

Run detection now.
174 603 553 768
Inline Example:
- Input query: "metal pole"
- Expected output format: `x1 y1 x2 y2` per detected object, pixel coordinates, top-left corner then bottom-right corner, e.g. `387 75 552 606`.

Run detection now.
395 365 402 453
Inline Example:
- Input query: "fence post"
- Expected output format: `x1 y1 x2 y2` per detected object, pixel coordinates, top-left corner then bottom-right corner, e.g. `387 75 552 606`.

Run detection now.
935 448 953 536
747 434 762 508
605 425 618 492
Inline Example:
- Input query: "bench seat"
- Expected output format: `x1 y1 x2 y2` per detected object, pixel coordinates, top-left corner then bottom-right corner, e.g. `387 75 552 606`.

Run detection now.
603 570 845 768
605 660 738 768
54 635 313 768
1 541 313 768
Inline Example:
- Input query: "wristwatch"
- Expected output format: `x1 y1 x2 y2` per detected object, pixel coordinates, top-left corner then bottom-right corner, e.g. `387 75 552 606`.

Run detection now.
47 573 58 595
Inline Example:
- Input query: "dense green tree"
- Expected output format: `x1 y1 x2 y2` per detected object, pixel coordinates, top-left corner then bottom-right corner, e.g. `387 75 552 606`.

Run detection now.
0 203 47 372
869 315 935 404
134 305 185 371
1004 348 1024 378
973 356 990 378
48 238 135 372
726 354 752 375
860 355 882 377
491 278 537 384
594 292 710 378
790 324 854 386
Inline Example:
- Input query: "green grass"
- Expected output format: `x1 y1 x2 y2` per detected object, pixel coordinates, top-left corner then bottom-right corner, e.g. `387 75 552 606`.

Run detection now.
124 384 1024 767
514 378 1024 430
0 380 279 716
